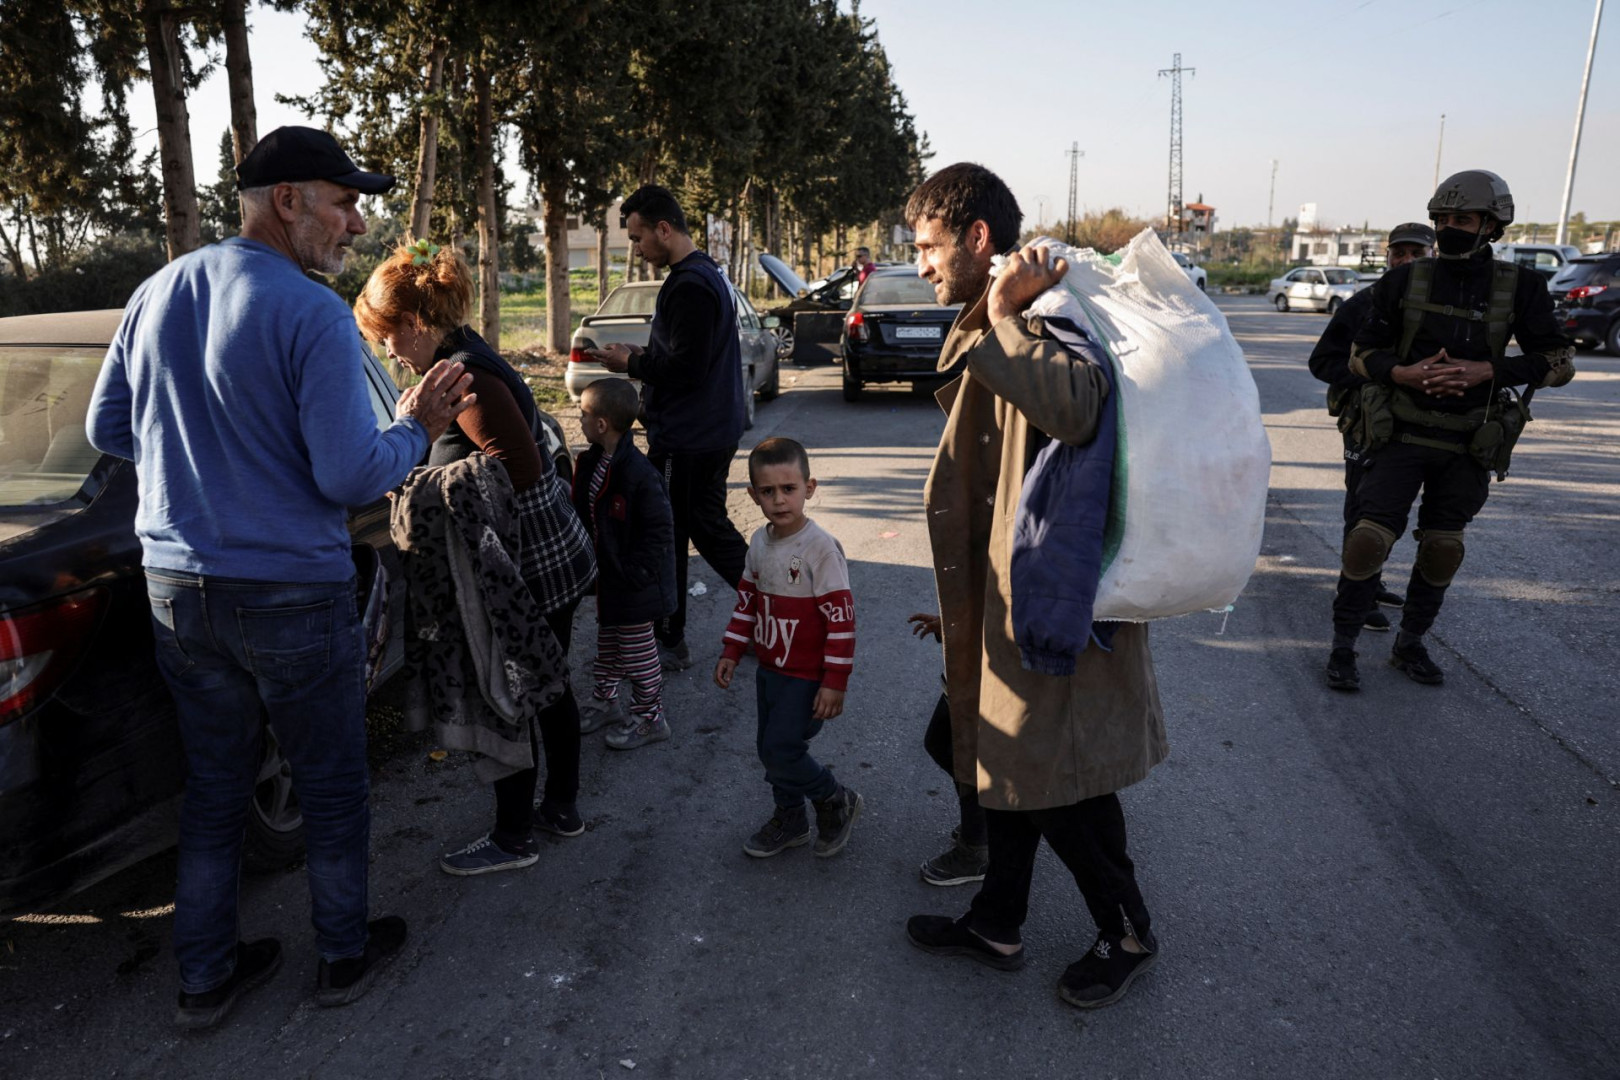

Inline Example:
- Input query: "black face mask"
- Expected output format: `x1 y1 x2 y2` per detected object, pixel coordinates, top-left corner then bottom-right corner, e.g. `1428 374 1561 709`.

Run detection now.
1436 226 1484 258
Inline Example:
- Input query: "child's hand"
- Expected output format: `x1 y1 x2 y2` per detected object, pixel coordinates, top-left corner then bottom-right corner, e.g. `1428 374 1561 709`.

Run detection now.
812 687 845 720
907 612 942 642
714 657 737 689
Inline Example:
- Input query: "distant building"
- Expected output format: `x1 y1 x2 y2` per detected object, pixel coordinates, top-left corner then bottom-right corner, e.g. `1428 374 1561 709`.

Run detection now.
513 198 631 270
1291 228 1386 268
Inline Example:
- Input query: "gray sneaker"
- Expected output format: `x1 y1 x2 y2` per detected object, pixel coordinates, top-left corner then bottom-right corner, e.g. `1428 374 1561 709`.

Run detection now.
743 804 811 858
658 640 693 671
604 715 671 750
578 694 625 734
812 785 863 858
920 839 989 886
439 834 539 876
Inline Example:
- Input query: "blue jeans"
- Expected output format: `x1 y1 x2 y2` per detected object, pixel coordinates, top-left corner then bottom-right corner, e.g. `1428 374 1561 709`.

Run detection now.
146 571 371 994
754 668 837 809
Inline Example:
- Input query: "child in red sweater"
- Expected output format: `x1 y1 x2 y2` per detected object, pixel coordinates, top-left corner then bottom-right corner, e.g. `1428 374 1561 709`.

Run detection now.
714 437 861 858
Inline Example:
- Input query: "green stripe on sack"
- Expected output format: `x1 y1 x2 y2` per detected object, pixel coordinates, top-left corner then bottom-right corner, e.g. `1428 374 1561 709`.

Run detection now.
1070 287 1127 576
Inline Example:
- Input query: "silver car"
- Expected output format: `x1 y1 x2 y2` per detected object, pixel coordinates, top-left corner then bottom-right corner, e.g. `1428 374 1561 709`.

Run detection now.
564 280 783 429
1267 266 1365 314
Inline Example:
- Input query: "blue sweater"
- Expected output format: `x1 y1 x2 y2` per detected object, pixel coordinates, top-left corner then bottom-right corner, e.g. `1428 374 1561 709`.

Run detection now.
87 237 429 582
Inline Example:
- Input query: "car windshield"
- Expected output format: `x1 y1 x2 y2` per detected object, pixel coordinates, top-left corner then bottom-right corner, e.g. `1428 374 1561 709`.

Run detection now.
594 284 661 317
1551 261 1605 289
1172 253 1191 266
1323 269 1360 285
859 274 944 307
0 346 106 508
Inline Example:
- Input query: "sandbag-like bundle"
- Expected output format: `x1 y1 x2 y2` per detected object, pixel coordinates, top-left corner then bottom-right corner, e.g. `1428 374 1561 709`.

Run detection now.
1005 228 1271 622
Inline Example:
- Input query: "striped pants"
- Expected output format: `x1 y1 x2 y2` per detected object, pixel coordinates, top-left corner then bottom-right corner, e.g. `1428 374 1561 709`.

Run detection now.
593 621 664 724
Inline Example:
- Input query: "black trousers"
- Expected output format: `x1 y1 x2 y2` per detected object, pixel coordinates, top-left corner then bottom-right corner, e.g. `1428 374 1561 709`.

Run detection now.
968 795 1151 946
492 601 581 847
923 692 987 846
648 446 749 646
1332 440 1490 640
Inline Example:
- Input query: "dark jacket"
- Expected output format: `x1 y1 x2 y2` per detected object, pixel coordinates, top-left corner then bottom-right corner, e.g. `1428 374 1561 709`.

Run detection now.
627 251 744 454
570 436 677 625
1307 285 1376 392
427 326 546 476
1009 315 1120 676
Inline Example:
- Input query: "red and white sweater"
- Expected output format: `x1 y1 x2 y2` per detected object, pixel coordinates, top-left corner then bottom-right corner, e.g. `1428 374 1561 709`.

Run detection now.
719 519 856 690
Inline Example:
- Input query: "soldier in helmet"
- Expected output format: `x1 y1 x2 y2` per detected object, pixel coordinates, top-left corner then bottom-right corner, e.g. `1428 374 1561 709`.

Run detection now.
1324 170 1574 691
1310 221 1437 633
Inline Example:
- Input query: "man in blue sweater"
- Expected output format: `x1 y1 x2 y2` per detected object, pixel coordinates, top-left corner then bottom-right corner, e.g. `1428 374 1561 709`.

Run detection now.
590 185 749 670
86 126 474 1030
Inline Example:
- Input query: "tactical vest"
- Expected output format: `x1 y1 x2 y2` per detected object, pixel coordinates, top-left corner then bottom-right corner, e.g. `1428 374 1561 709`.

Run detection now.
1356 259 1533 479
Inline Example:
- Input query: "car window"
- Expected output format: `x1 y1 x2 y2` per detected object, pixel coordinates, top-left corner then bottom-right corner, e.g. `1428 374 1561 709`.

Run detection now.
859 275 944 306
595 284 662 317
1323 269 1360 285
1286 270 1306 282
1306 271 1326 284
733 290 760 329
1550 261 1602 289
0 346 105 508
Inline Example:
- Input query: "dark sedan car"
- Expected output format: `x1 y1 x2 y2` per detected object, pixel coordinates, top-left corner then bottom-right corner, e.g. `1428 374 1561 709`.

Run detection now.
837 268 962 401
1548 253 1620 354
0 310 410 920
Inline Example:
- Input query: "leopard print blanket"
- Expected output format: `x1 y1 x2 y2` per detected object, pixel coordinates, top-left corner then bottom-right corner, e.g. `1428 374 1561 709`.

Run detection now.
390 454 567 783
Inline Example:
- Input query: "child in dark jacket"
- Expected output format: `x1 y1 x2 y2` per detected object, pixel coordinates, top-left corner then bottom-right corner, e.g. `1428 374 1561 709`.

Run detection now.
571 378 678 750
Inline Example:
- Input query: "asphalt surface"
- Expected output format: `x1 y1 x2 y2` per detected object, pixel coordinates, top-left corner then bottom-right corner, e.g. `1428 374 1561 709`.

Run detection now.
3 295 1616 1079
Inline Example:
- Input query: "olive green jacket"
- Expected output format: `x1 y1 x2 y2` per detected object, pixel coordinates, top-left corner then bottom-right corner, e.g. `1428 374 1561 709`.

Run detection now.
924 290 1168 812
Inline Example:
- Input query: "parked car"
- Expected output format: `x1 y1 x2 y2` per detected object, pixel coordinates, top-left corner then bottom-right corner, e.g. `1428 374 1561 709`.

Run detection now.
1171 251 1208 291
0 309 440 920
838 268 963 401
755 255 906 364
566 279 782 429
1549 253 1620 353
1492 242 1583 281
1267 266 1366 314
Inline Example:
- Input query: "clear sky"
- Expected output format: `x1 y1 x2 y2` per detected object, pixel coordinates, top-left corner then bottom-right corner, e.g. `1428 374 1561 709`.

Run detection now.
124 0 1615 232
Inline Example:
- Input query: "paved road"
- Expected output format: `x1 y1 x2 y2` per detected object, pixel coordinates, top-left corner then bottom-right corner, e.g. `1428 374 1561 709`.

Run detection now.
4 296 1616 1078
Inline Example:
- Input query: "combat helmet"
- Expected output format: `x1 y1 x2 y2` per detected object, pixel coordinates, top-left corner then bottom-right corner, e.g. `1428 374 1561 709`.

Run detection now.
1428 170 1514 236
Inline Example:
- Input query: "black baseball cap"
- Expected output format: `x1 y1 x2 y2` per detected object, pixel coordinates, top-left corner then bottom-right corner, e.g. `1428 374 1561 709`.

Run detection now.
1387 222 1437 248
235 126 395 194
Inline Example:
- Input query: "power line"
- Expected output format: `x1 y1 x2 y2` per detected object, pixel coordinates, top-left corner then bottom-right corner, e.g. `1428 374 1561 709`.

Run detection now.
1158 53 1195 236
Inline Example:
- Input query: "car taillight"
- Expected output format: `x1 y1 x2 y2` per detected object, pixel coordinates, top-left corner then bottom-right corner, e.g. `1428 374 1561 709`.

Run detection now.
0 588 108 725
845 311 868 343
1568 285 1607 300
568 347 588 365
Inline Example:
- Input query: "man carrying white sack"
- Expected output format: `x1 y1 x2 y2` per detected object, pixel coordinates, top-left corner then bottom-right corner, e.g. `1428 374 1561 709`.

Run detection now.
902 163 1168 1010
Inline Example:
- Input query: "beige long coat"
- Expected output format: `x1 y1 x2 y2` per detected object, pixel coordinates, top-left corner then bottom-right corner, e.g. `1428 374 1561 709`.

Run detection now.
924 290 1168 812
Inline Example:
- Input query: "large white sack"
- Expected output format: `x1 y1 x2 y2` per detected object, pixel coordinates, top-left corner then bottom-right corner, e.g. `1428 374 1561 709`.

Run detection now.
1006 228 1271 622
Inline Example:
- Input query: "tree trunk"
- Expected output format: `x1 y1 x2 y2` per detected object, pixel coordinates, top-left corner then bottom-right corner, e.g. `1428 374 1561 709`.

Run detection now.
0 215 27 280
221 0 256 161
542 180 571 354
596 224 609 306
473 65 499 348
410 41 446 240
143 0 200 259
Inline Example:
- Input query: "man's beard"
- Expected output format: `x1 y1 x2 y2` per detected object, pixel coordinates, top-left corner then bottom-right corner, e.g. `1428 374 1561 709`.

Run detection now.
290 217 348 275
934 242 986 306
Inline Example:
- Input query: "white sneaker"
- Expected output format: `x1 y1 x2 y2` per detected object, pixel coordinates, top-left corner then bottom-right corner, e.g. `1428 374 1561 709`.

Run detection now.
605 715 671 750
578 695 625 734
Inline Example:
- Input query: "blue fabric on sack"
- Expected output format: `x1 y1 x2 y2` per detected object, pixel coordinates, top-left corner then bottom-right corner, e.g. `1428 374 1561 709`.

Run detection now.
1009 314 1120 676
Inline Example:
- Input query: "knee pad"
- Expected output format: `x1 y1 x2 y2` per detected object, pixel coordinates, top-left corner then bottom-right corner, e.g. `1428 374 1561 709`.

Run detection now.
1342 520 1396 581
1415 529 1466 587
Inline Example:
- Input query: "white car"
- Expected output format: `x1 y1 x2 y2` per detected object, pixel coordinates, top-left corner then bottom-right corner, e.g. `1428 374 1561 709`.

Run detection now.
1267 266 1364 314
1171 251 1207 291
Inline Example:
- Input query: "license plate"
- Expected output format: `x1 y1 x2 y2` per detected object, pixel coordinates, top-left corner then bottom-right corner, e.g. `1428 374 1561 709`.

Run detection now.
894 325 941 340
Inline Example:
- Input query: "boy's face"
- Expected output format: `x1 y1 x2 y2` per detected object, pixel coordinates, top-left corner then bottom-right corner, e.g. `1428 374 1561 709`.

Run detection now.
747 461 815 530
579 398 611 446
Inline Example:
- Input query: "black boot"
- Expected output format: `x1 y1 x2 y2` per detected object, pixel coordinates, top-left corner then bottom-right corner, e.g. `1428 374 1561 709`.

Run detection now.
1390 637 1444 685
1325 647 1360 692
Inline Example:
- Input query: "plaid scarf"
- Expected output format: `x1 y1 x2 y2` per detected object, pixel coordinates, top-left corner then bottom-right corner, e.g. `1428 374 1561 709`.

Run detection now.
516 461 597 612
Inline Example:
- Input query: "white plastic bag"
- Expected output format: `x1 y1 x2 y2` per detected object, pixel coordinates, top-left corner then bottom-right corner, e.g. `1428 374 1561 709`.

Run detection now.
1004 228 1271 622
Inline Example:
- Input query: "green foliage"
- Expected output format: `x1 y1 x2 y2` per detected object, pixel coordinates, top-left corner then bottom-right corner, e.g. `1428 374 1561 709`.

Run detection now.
198 130 242 244
0 232 166 316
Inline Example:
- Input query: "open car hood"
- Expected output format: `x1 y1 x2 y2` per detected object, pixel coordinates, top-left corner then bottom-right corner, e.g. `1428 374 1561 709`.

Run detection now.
757 253 809 298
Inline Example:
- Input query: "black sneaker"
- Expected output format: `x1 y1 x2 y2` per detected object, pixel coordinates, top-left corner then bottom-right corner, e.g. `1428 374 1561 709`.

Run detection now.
1362 610 1391 631
905 914 1025 971
534 800 584 837
315 916 408 1008
1376 588 1406 608
1390 639 1444 685
811 785 862 858
658 639 693 671
743 804 811 858
920 839 989 886
1325 647 1360 692
1057 930 1159 1009
174 938 282 1030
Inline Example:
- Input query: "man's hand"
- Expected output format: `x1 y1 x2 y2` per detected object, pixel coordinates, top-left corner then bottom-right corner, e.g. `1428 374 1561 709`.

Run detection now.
907 612 942 642
587 343 638 374
812 686 845 720
714 657 737 690
988 243 1069 324
399 359 475 442
1389 349 1470 398
1422 357 1494 397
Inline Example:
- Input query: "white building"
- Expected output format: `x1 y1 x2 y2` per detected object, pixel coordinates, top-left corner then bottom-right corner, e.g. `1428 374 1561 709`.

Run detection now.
1292 228 1386 267
514 198 631 270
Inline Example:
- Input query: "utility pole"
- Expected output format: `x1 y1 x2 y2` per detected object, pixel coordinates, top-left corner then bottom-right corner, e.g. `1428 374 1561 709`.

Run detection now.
1557 0 1604 247
1035 195 1049 231
1158 53 1195 237
1433 114 1446 189
1267 159 1278 228
1065 143 1084 246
